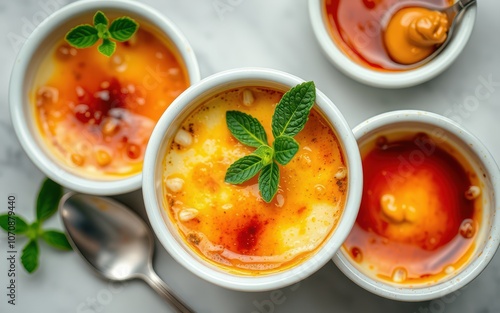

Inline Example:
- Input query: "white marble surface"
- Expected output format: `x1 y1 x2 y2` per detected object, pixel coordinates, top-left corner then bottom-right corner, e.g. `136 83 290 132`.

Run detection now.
1 0 500 312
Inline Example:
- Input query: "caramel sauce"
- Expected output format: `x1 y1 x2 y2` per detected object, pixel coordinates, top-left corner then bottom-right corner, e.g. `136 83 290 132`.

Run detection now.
343 132 481 284
163 87 347 275
33 27 189 177
323 0 452 70
385 7 449 64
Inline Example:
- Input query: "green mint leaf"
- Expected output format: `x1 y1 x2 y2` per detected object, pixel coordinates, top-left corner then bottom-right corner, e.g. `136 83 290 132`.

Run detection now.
0 214 29 234
109 17 139 42
65 24 99 48
42 230 72 251
225 155 264 184
253 145 274 165
95 23 110 39
21 240 39 273
93 11 108 26
98 38 116 57
258 162 280 203
274 136 299 165
226 111 268 148
26 221 41 240
36 178 63 222
271 81 316 138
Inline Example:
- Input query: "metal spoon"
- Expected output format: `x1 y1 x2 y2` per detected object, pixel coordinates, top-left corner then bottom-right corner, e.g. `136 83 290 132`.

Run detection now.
382 0 477 69
59 193 193 313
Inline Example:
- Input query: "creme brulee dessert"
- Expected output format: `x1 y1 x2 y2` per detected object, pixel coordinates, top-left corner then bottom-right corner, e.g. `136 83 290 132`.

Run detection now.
32 27 189 177
323 0 452 70
343 131 481 284
162 87 348 275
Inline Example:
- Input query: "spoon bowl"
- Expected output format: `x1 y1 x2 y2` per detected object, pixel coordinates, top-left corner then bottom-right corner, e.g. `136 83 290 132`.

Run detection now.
59 193 192 313
383 0 477 69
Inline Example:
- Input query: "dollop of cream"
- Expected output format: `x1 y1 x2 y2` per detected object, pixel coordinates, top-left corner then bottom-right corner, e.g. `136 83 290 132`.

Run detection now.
384 7 449 65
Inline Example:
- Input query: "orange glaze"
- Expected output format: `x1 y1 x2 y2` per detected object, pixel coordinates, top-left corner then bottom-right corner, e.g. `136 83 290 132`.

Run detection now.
323 0 452 71
33 27 189 177
343 133 481 284
163 87 347 275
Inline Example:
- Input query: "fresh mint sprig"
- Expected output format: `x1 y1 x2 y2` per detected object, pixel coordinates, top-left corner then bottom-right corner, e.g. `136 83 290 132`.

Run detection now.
65 11 139 57
0 179 71 273
225 81 316 202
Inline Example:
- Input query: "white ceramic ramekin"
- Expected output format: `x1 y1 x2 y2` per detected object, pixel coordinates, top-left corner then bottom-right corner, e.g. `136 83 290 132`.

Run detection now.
309 0 477 88
142 68 363 291
9 0 200 195
333 110 500 301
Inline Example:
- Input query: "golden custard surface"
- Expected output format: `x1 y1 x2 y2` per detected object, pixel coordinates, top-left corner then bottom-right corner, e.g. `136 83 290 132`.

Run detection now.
33 28 189 177
163 88 347 275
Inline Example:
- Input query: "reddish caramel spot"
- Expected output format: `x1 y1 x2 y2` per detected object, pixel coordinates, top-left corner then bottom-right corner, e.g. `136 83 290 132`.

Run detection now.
126 143 141 159
350 247 363 263
73 78 125 125
236 218 263 252
362 0 376 9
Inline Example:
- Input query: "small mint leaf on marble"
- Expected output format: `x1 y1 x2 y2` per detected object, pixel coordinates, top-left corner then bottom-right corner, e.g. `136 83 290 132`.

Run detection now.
0 214 29 234
21 240 39 273
42 230 72 251
36 178 63 222
0 178 71 273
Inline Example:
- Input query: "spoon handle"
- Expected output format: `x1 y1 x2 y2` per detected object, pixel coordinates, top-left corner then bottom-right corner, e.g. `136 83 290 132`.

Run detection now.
142 267 194 313
448 0 476 16
457 0 477 9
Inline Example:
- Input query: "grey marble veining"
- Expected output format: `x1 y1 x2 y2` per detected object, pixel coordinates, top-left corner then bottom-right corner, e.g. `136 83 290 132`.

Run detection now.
1 0 500 312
